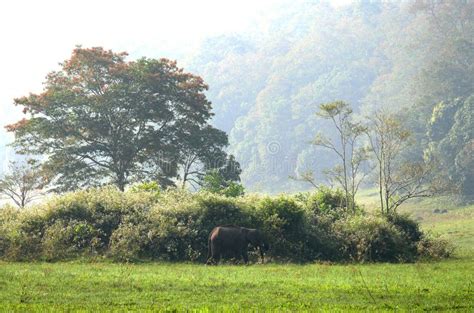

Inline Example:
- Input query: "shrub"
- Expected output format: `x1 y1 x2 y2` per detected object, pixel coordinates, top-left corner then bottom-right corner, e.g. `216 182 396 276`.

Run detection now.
335 215 416 262
304 213 344 261
387 213 423 242
109 221 150 261
417 236 453 259
254 196 308 261
0 205 19 257
42 220 103 260
42 187 156 246
6 212 48 260
304 187 346 212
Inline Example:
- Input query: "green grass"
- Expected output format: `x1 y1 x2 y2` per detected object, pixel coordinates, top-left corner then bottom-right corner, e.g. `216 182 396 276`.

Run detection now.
1 193 473 312
0 260 473 312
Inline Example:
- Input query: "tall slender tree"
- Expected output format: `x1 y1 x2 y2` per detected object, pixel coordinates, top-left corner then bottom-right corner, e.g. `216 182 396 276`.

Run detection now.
367 110 442 214
312 101 369 211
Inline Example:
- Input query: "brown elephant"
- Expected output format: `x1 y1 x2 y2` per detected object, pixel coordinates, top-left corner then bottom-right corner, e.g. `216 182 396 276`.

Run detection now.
206 225 269 265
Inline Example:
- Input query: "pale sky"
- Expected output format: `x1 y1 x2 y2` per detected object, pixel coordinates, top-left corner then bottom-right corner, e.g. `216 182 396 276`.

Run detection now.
0 0 272 127
0 0 352 143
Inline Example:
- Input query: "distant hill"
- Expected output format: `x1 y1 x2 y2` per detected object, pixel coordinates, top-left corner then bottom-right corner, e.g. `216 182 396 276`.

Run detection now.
188 1 473 193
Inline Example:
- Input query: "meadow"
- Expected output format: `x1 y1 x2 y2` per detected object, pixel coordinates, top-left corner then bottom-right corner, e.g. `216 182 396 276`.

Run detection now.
0 258 473 312
0 194 473 312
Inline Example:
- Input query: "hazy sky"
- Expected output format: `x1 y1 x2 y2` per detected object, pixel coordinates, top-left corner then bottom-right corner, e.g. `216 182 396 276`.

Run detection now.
0 0 351 137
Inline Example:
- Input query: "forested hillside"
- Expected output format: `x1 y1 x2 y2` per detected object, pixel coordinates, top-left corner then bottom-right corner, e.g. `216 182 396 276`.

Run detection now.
188 1 473 194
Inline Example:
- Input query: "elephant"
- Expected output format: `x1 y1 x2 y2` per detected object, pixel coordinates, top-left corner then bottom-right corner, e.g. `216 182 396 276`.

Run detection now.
206 225 269 265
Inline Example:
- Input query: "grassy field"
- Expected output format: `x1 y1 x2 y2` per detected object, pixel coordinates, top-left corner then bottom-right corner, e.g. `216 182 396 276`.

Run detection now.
1 194 473 312
0 259 473 312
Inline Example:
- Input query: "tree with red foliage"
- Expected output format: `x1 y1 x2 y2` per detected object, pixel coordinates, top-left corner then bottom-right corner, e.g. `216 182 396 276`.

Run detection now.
7 47 235 191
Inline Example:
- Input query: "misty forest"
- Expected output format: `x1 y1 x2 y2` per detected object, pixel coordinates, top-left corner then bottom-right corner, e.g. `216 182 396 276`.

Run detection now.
0 1 473 311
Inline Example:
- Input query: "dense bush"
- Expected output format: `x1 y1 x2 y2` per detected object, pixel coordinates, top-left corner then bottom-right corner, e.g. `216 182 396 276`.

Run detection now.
334 215 414 262
417 236 453 260
146 191 256 261
254 197 298 258
0 187 449 263
42 220 103 260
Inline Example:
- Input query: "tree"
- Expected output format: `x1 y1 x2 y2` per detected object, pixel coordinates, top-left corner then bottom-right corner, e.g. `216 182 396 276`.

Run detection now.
201 169 245 197
177 125 229 189
426 96 474 200
0 160 48 208
199 155 243 196
214 154 242 184
367 111 440 214
312 101 369 211
7 47 226 191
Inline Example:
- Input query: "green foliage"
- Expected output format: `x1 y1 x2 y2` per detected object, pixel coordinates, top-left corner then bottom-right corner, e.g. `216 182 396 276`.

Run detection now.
189 3 389 192
109 220 150 262
129 181 161 199
0 187 159 260
335 215 415 262
201 170 245 197
254 196 307 260
221 182 245 198
178 126 240 189
147 192 254 261
0 187 446 263
387 213 423 243
42 220 102 261
201 170 225 193
417 236 453 260
303 187 347 217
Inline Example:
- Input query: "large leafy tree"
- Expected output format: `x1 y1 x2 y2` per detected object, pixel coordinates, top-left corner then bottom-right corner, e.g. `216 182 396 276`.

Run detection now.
7 47 232 191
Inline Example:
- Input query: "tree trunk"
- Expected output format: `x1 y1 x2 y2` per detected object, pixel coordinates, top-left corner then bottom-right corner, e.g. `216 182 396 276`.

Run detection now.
116 172 126 192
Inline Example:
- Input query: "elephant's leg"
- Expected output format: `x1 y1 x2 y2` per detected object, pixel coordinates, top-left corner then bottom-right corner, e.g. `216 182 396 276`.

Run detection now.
232 248 240 264
242 250 249 264
259 246 265 263
212 244 220 265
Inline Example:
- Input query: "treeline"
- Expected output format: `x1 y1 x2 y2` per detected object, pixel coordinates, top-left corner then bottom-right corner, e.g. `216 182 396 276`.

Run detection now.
0 187 450 263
